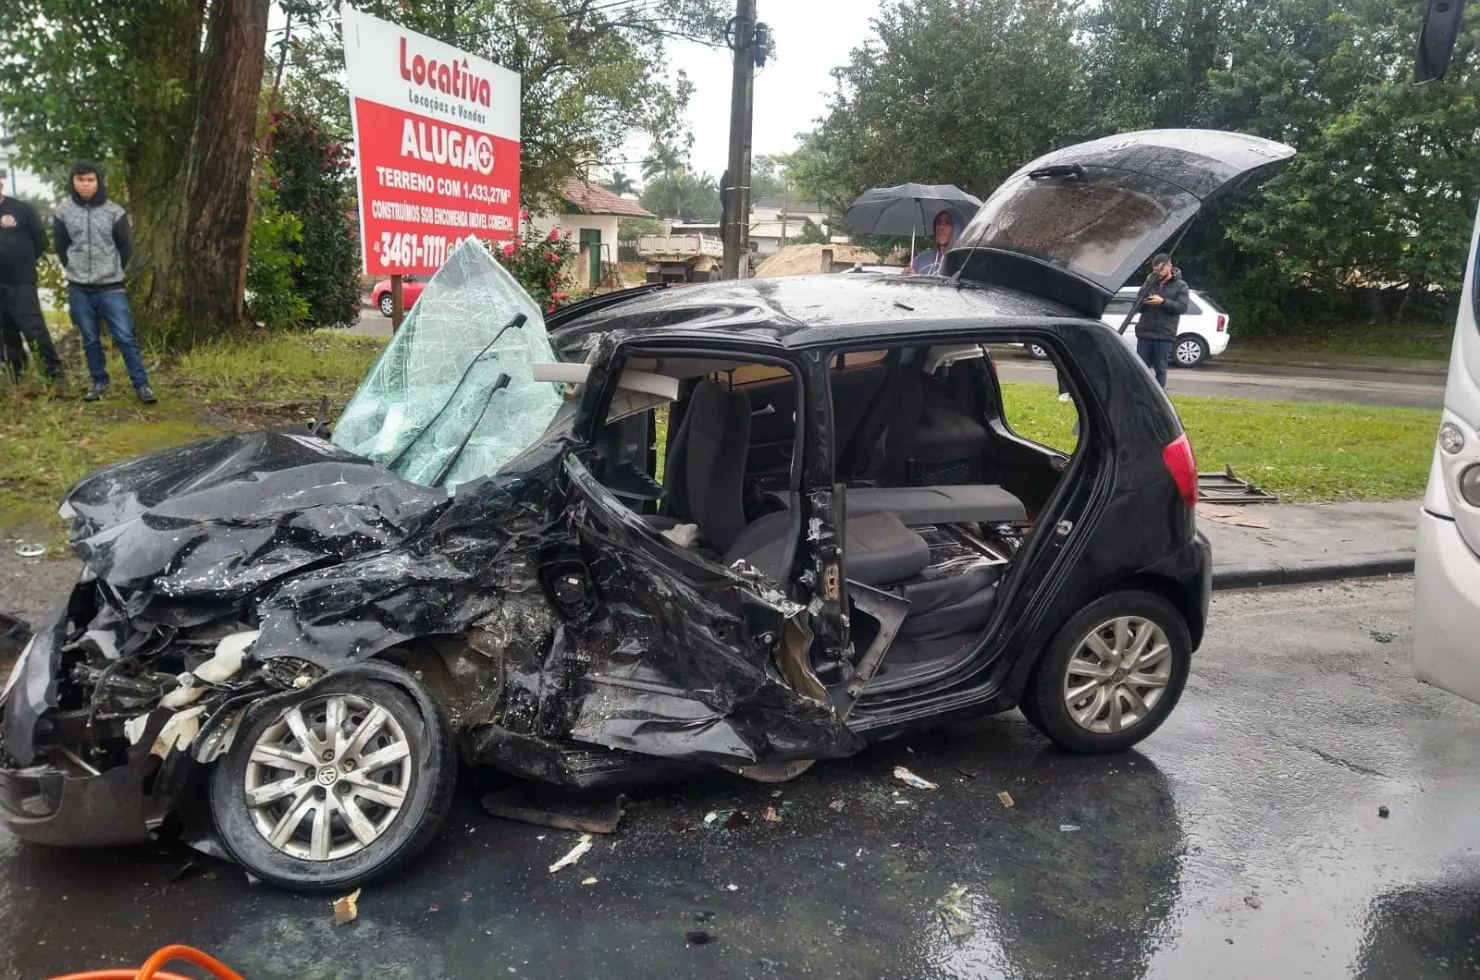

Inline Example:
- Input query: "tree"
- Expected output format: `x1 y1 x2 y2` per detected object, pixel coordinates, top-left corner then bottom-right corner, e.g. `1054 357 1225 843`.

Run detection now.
639 166 721 222
751 153 794 201
0 0 276 344
619 216 664 244
789 218 829 245
791 0 1088 215
266 106 362 328
641 139 688 182
604 170 636 197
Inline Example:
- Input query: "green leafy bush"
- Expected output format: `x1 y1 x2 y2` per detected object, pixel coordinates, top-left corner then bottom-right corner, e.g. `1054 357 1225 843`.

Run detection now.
265 106 362 328
246 175 310 330
492 212 581 313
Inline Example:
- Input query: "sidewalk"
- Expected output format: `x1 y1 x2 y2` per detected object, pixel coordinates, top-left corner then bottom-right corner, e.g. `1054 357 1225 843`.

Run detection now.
1203 499 1417 590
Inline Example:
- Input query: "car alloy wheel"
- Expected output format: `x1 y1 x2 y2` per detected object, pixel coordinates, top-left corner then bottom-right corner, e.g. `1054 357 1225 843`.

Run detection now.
1027 343 1051 360
379 294 394 316
243 693 412 861
1173 335 1208 367
1020 590 1190 754
1061 617 1172 734
209 666 455 891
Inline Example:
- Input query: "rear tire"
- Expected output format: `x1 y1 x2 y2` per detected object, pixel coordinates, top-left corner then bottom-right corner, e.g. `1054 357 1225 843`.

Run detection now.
378 294 394 317
209 666 455 892
1026 343 1051 360
1021 591 1191 755
1173 334 1209 368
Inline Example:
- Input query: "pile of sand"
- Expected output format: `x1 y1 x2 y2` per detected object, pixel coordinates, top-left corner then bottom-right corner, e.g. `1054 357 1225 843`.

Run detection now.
754 243 881 278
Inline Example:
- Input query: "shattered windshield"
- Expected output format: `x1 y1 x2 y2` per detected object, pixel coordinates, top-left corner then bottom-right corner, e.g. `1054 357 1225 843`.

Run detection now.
331 239 564 489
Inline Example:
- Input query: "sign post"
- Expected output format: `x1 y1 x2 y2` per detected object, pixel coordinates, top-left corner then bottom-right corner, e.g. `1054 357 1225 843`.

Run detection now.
391 274 404 330
342 9 521 285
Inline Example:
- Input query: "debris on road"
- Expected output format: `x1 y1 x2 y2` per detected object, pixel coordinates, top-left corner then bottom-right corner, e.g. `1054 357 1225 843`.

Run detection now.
829 799 846 813
581 877 598 886
482 786 625 834
1244 895 1262 909
332 888 361 926
672 819 698 833
1059 824 1081 832
893 766 938 790
998 791 1015 808
703 811 719 826
548 834 594 874
1198 466 1277 504
936 884 974 941
13 544 44 558
1370 630 1395 644
1197 504 1271 529
1379 805 1391 818
955 767 977 779
761 807 784 823
724 810 751 829
726 884 738 892
685 930 712 945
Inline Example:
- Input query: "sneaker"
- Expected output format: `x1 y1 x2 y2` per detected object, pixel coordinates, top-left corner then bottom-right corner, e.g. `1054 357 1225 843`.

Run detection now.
83 382 108 402
136 385 158 405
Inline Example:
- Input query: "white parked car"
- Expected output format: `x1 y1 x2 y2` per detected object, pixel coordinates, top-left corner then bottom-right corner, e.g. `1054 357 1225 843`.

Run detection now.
1026 286 1230 367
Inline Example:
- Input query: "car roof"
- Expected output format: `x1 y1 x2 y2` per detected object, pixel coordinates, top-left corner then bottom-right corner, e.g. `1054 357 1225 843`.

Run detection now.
1114 285 1204 297
551 273 1091 353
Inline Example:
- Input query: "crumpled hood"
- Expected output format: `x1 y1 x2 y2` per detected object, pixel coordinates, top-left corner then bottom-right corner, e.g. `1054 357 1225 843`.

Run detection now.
63 430 451 602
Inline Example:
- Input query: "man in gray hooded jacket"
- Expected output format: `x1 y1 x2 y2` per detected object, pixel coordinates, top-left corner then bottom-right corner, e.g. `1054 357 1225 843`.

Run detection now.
53 161 155 403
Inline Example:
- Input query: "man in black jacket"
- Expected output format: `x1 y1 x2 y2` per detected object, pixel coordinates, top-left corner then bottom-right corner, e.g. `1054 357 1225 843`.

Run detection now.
1135 253 1189 389
0 176 63 382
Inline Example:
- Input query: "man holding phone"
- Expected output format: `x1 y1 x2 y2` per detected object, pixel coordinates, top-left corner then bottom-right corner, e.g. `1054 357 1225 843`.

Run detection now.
1134 253 1189 389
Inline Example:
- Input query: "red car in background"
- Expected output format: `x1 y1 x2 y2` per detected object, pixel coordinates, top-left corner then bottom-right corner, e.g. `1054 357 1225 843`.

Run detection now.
372 275 429 317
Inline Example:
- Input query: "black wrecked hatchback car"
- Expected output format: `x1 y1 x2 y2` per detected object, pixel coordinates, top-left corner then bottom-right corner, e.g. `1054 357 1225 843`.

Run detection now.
0 130 1292 891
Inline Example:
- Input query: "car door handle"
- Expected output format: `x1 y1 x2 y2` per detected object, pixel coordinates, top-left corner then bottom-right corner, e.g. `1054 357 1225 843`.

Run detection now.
751 403 776 417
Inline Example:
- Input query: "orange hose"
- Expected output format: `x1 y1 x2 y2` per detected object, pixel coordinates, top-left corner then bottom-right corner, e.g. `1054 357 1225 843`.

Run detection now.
44 944 245 980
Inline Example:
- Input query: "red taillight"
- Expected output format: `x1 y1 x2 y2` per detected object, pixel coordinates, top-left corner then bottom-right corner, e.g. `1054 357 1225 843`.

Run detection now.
1163 433 1198 508
1216 314 1226 332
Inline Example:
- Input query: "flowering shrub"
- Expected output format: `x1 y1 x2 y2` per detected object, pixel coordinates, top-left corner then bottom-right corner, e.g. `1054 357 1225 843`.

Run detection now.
490 211 580 314
263 106 361 328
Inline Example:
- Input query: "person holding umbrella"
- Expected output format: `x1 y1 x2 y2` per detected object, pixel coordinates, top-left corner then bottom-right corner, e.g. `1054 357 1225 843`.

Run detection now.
906 210 957 276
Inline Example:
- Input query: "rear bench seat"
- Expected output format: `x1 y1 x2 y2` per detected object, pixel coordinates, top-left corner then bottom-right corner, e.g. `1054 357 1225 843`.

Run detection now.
847 485 1026 526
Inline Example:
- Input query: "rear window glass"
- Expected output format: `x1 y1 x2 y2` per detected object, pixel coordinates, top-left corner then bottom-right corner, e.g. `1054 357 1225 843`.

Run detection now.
961 172 1173 277
1185 298 1203 315
1105 297 1136 315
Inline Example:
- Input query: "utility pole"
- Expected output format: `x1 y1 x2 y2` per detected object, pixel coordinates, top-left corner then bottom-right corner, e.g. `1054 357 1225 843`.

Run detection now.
722 0 757 280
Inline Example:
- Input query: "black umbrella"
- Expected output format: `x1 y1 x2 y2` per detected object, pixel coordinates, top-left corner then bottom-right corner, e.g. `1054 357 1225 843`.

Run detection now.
841 183 983 260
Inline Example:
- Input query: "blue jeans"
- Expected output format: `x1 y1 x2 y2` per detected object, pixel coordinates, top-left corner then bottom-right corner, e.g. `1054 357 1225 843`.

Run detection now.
1136 337 1173 389
69 287 150 389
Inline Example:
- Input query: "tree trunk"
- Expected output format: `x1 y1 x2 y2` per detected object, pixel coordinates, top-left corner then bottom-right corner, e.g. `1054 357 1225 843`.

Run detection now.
180 0 271 341
124 0 207 341
123 0 268 346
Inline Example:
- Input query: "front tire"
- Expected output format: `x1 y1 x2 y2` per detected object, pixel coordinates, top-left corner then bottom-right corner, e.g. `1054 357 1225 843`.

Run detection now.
1021 591 1191 755
378 294 394 317
209 667 455 892
1173 334 1209 368
1026 343 1051 360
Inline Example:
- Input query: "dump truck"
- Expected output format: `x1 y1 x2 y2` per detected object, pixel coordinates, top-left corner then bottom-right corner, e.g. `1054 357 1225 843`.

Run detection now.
636 234 724 283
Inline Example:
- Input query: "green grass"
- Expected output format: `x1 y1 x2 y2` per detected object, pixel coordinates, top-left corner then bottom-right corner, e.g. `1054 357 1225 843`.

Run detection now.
0 332 385 541
1000 382 1439 501
1233 321 1454 362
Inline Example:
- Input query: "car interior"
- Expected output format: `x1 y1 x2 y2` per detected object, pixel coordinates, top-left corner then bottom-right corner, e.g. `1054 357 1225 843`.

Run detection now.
550 340 1078 688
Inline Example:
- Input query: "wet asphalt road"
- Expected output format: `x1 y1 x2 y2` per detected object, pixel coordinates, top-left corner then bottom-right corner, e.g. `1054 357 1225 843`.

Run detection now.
3 576 1479 979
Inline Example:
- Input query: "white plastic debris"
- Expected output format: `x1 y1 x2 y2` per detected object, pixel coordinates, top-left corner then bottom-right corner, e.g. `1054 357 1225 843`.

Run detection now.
14 544 45 558
548 834 594 873
159 630 258 709
124 714 151 746
661 523 702 548
151 705 207 757
893 766 938 790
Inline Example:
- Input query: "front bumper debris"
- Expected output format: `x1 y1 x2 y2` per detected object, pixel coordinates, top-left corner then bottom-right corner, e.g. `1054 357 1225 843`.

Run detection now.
0 762 152 847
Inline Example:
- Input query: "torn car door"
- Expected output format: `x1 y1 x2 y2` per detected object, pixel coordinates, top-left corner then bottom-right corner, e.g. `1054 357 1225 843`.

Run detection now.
550 456 862 766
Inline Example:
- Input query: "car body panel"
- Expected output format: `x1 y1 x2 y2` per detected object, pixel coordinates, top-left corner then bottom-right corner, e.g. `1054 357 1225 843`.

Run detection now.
1102 287 1230 360
1415 203 1480 703
372 275 428 314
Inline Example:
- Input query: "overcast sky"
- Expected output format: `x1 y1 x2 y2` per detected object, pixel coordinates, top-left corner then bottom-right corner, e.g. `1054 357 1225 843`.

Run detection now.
612 1 880 183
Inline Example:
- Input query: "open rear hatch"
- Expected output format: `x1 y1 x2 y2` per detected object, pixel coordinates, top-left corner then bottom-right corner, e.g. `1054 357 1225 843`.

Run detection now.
947 129 1295 317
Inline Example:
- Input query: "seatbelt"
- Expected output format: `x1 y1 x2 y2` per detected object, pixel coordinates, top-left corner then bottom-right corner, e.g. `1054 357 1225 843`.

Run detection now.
839 351 908 480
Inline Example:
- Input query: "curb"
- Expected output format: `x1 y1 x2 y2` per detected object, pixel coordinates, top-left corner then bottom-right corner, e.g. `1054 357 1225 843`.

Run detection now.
1213 355 1448 377
1212 554 1416 591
